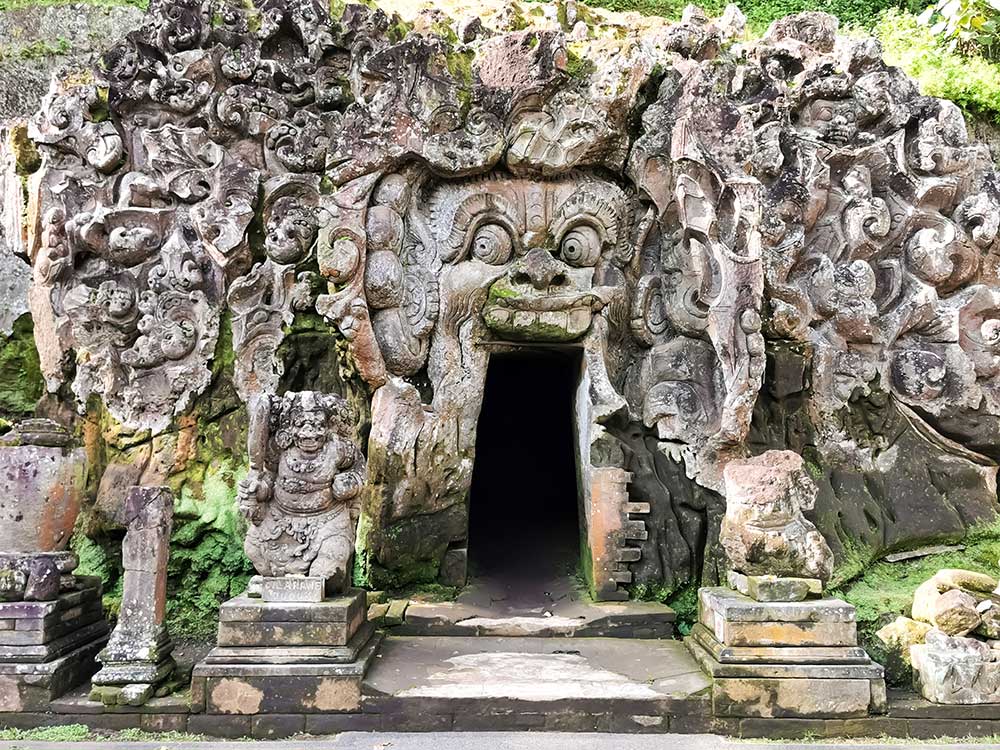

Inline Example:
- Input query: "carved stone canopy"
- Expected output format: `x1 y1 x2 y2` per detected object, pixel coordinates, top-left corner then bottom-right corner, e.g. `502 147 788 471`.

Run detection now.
23 0 1000 596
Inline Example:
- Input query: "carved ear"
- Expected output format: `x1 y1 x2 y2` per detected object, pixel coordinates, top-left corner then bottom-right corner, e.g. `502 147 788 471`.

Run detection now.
274 428 294 450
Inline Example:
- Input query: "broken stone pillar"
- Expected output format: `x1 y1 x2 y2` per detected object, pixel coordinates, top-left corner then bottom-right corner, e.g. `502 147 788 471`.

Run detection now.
90 486 175 706
687 450 886 719
192 392 379 717
912 629 1000 704
0 419 109 712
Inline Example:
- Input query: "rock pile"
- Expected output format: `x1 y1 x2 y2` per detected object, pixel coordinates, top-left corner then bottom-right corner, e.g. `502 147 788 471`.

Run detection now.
877 569 1000 704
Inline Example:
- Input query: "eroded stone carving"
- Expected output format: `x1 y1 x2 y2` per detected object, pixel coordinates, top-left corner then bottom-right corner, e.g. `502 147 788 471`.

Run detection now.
23 0 1000 600
720 450 833 585
90 486 174 706
238 391 365 593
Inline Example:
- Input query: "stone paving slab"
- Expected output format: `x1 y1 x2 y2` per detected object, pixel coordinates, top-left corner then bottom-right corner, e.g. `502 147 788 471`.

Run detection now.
363 635 709 702
398 575 675 638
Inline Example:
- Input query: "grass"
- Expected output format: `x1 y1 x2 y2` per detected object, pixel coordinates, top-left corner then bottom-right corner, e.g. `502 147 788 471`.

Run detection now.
0 725 213 742
0 0 147 10
738 736 1000 744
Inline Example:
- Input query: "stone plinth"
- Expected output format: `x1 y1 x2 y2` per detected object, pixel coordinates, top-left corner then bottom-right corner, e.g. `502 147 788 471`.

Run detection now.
192 588 379 715
687 587 886 719
0 578 109 711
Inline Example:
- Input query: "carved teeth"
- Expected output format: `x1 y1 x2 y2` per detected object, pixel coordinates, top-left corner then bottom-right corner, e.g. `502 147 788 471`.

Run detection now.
539 311 568 330
568 307 591 335
513 311 535 329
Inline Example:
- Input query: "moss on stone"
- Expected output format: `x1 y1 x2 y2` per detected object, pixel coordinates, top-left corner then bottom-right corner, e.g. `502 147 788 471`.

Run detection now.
829 519 1000 686
0 314 45 420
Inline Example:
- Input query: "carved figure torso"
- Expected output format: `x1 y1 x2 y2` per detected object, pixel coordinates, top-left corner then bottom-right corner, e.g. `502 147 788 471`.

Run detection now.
238 392 365 591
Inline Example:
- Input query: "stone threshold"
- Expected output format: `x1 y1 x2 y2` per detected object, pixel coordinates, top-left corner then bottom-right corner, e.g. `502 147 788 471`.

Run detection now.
5 696 1000 740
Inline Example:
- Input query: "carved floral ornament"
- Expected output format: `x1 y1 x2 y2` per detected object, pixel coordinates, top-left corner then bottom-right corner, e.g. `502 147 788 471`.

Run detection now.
22 0 1000 584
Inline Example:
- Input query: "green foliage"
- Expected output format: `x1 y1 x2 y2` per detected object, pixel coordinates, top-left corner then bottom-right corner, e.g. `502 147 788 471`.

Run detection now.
0 314 45 421
876 9 1000 122
0 0 146 10
568 0 929 29
918 0 1000 57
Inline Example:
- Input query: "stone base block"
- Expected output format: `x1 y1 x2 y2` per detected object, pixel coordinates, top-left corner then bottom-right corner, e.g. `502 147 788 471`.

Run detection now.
0 636 107 712
690 588 886 719
191 631 381 715
699 588 857 647
0 583 105 660
217 589 366 648
727 572 822 602
204 622 375 666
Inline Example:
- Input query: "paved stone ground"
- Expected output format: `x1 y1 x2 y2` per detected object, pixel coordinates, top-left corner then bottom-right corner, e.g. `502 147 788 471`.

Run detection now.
366 635 709 700
397 573 675 637
0 733 997 749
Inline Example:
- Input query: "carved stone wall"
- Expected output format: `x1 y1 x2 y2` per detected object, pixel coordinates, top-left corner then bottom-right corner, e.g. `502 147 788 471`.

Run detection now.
19 0 1000 597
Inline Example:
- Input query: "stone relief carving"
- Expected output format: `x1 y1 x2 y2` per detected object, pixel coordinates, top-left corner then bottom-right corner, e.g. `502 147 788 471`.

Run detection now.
238 391 365 593
22 0 1000 597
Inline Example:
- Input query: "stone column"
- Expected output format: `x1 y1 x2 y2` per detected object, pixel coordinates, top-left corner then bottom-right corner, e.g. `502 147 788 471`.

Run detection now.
0 419 108 713
90 486 175 706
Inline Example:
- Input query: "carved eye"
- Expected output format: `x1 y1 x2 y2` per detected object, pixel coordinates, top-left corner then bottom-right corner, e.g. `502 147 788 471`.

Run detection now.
559 225 601 267
471 224 513 265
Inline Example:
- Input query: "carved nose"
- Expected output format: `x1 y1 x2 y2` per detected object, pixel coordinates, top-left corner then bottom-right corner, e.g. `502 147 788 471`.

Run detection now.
514 248 566 290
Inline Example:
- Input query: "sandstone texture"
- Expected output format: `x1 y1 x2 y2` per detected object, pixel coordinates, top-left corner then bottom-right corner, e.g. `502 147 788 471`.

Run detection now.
5 0 1000 604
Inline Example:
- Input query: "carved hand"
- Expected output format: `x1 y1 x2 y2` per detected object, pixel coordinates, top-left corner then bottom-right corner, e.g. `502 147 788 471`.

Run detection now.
237 469 270 524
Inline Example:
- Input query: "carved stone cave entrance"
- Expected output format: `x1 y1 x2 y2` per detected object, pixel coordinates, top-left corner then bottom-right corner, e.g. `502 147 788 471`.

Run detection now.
468 347 583 600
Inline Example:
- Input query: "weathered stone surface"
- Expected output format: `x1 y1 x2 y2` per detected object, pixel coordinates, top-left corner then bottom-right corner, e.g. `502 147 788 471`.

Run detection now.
912 630 1000 705
875 616 932 668
933 589 982 636
721 451 833 584
16 0 1000 603
690 586 885 717
239 392 366 595
193 632 380 715
712 677 875 718
913 569 1000 625
91 486 174 706
0 420 86 561
728 572 821 603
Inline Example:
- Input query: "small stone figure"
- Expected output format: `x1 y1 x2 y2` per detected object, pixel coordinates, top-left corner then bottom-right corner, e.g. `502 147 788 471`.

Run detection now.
238 391 366 595
721 450 834 587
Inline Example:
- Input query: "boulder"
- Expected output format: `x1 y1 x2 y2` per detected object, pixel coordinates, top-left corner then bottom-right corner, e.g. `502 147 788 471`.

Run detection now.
932 589 982 636
876 616 932 667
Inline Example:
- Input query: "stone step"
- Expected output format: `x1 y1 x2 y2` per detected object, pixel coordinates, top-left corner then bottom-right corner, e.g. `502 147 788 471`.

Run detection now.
361 634 710 729
390 600 675 639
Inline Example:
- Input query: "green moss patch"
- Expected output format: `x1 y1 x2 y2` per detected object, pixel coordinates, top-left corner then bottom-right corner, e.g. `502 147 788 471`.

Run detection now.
0 314 44 421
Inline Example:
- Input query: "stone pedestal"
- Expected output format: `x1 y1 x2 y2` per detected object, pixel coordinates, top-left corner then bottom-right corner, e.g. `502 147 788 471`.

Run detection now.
0 577 109 711
686 587 886 718
192 588 380 715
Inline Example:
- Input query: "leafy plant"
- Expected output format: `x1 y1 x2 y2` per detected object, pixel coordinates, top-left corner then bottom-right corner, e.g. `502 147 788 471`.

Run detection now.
918 0 1000 57
876 9 1000 123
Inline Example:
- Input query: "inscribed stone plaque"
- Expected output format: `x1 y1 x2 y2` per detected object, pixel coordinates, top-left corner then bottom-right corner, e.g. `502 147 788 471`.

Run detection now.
261 577 325 603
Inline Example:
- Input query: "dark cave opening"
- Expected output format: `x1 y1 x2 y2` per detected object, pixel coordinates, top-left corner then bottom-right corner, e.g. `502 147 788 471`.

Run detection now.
468 348 583 585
